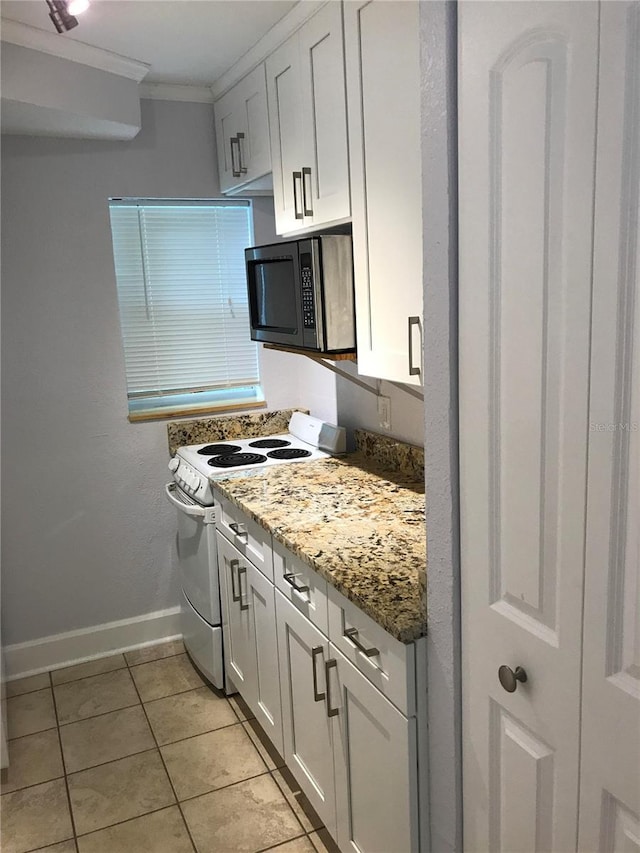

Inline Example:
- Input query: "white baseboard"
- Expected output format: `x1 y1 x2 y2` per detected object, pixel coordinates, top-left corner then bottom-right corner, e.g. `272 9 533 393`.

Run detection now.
4 607 182 680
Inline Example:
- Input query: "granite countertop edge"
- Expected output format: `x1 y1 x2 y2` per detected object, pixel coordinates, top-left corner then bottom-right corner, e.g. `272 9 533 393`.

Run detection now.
212 453 427 644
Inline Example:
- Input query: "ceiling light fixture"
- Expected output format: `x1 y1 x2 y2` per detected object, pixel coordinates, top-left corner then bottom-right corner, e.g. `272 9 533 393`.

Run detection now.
46 0 90 33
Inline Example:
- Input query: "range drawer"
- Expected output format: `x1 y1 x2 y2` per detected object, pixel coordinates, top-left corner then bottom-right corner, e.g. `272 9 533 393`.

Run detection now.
217 494 273 580
327 585 415 716
273 540 329 636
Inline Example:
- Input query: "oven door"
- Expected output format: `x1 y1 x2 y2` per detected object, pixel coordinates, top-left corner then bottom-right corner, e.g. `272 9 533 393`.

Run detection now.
165 483 220 626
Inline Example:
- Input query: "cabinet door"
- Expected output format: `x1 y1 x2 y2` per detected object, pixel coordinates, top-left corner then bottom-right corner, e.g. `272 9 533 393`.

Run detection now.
578 3 640 847
458 2 599 851
276 590 337 834
344 0 423 385
244 560 283 756
266 36 305 233
298 1 350 227
217 532 255 700
329 646 419 853
214 65 271 194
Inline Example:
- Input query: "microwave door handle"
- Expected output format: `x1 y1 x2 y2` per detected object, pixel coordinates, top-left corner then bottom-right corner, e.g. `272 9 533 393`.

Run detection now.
293 172 304 220
302 167 313 217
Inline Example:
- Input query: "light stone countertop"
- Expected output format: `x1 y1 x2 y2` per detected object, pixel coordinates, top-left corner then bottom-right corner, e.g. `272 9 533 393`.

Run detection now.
212 452 427 644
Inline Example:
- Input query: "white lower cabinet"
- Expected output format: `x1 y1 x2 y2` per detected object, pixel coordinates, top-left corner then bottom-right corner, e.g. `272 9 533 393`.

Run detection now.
276 590 337 833
217 532 283 755
219 509 423 853
329 643 419 853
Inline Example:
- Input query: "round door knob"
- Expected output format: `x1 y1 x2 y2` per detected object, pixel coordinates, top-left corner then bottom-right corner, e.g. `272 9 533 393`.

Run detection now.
498 665 528 693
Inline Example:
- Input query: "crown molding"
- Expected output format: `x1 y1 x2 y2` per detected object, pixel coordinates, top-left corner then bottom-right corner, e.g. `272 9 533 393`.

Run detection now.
0 18 150 82
210 0 326 100
139 83 215 104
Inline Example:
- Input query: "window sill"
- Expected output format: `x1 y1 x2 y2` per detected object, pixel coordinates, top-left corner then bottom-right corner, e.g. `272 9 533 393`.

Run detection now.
128 399 267 424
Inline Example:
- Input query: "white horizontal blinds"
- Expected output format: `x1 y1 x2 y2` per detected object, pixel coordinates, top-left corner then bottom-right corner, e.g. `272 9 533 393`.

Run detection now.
109 200 258 399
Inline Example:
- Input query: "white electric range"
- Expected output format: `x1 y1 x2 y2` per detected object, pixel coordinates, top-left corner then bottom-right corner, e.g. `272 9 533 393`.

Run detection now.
165 412 346 688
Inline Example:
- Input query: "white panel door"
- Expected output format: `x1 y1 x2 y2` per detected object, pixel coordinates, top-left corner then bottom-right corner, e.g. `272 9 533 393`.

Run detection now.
266 35 305 234
214 65 270 193
459 3 599 850
344 0 423 386
276 590 337 835
579 3 640 849
245 561 283 756
329 645 419 853
298 0 350 227
217 532 255 699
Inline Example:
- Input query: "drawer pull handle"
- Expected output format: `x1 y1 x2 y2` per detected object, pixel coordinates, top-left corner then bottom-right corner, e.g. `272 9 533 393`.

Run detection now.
237 131 247 174
283 572 310 594
344 627 380 658
238 565 249 611
408 315 422 377
293 171 304 220
302 166 313 216
325 658 339 717
229 522 248 540
311 646 325 702
230 559 241 602
230 136 241 178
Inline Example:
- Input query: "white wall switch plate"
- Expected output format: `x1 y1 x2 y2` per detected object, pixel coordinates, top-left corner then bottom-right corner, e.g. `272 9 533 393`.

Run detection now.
377 395 392 430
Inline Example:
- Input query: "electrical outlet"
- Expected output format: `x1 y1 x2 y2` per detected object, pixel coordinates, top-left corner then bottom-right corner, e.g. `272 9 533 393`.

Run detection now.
377 395 391 431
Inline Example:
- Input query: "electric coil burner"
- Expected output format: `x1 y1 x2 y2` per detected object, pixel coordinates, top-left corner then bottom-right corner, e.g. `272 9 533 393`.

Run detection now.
207 452 268 468
197 443 242 455
248 438 291 449
267 448 312 460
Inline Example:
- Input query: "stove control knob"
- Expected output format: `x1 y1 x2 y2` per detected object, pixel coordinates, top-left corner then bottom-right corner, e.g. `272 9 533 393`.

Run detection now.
168 457 179 473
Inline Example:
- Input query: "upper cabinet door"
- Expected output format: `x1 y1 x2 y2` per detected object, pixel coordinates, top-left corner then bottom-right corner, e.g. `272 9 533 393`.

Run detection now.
298 1 350 228
459 2 599 851
266 35 306 234
344 0 423 386
214 65 271 194
267 2 350 235
579 4 640 848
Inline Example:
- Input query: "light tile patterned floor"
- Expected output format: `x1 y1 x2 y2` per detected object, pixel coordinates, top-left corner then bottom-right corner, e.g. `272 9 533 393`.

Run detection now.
1 642 340 853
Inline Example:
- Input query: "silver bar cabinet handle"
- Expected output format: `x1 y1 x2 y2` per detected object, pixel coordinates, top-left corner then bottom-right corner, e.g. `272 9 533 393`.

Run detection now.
408 315 421 377
325 659 339 717
229 522 248 540
230 559 241 602
311 646 325 702
293 171 303 220
344 627 380 658
283 572 310 594
238 565 249 611
237 132 247 174
230 137 241 178
302 167 313 216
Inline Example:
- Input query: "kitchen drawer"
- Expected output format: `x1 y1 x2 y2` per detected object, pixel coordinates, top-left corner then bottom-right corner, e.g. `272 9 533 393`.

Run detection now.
217 495 273 580
273 540 329 636
327 585 415 716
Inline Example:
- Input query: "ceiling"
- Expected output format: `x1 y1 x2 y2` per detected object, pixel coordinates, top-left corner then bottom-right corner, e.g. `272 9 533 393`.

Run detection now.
0 0 298 85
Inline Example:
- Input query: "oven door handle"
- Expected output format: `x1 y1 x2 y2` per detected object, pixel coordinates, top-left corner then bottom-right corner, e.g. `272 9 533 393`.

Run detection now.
165 483 206 517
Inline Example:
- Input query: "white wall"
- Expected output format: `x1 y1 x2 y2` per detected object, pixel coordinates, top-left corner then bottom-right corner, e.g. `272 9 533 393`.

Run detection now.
420 3 462 851
1 98 332 646
336 364 424 448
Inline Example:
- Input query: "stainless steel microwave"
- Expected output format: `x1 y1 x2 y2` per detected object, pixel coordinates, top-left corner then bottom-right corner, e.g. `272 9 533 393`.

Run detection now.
245 235 355 353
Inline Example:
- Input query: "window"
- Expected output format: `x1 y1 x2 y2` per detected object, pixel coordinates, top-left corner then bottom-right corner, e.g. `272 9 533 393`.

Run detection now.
108 198 262 421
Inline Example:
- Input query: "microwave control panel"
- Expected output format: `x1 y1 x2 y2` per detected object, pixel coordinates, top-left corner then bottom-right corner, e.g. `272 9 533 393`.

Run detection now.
300 254 316 329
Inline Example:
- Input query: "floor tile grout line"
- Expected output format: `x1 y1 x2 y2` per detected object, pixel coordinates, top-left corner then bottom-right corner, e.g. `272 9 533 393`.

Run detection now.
127 662 199 853
150 717 245 749
255 830 311 852
56 698 142 729
72 802 187 841
267 767 317 837
48 668 81 846
125 648 187 669
1 770 66 797
5 722 59 745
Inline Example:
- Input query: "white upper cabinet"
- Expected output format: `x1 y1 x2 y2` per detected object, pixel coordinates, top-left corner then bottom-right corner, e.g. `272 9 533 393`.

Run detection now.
266 1 350 235
344 0 423 386
214 64 271 194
